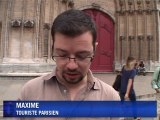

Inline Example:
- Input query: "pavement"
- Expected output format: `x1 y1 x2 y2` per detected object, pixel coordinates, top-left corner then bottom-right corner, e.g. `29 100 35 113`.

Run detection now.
0 72 157 120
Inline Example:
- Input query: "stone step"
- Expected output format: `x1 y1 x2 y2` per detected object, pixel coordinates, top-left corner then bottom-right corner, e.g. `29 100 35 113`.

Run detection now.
0 63 55 73
0 73 49 80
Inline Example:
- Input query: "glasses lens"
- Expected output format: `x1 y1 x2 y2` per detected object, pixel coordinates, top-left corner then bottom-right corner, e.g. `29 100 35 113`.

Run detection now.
52 56 93 64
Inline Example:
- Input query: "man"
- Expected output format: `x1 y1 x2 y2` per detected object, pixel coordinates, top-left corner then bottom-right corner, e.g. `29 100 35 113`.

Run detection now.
151 66 160 119
18 9 120 120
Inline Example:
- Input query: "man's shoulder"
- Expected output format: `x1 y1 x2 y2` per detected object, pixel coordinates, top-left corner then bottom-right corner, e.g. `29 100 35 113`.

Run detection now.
94 77 111 87
93 77 120 100
19 72 56 100
23 72 55 88
96 78 116 92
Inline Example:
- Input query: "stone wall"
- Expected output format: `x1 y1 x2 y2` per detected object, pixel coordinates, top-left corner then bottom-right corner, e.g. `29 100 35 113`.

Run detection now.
0 0 160 73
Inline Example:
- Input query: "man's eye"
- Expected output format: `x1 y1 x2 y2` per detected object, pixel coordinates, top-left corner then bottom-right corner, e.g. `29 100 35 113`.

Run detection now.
76 55 87 60
58 54 68 57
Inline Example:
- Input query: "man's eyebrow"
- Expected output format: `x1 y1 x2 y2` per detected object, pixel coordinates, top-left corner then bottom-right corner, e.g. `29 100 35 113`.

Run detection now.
54 48 92 55
76 51 93 55
54 48 67 53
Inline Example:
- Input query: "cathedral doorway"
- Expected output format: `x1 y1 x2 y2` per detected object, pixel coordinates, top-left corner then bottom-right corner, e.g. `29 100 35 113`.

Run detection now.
83 9 114 72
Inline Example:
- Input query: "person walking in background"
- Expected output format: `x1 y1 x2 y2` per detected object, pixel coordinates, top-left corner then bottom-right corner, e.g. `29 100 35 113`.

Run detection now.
16 9 120 120
151 66 160 119
120 56 140 120
120 56 137 101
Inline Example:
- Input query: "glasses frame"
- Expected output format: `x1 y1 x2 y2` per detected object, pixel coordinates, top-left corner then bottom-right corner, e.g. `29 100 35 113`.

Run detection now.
52 55 94 64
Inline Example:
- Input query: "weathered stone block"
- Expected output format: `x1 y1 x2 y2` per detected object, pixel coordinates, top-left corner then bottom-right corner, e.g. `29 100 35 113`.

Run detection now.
0 64 13 73
12 64 29 73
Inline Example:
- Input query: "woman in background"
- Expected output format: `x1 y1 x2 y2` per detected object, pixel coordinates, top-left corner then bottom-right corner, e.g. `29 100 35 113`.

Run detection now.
120 56 137 101
120 56 140 119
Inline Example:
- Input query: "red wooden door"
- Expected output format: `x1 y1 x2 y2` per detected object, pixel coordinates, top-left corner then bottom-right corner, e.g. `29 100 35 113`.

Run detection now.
83 9 114 72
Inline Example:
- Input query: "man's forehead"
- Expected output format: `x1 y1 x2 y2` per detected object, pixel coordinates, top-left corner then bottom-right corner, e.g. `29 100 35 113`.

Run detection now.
54 48 93 54
54 32 93 40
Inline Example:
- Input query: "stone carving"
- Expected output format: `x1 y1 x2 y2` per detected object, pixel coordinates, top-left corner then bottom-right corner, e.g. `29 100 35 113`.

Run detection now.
120 36 125 40
137 35 144 40
68 0 74 7
137 0 143 14
61 0 68 3
147 35 153 40
128 36 135 40
43 23 50 30
137 0 141 5
117 0 155 15
91 3 100 9
146 0 150 5
23 20 34 28
127 0 135 14
145 0 152 14
119 0 124 6
119 0 125 15
61 0 74 7
128 0 133 5
11 19 21 27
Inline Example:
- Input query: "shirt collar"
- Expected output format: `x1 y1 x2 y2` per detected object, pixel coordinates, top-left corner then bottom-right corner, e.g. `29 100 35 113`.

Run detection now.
87 69 99 90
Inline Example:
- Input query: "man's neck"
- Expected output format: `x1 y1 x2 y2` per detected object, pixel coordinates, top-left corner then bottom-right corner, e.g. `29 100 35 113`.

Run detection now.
68 78 88 100
56 73 88 100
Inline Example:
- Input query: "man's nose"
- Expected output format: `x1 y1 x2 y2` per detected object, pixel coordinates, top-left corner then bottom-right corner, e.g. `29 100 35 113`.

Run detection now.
66 58 78 69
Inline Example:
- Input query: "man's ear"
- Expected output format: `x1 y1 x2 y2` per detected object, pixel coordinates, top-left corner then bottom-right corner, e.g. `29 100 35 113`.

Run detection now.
94 42 98 52
93 42 98 56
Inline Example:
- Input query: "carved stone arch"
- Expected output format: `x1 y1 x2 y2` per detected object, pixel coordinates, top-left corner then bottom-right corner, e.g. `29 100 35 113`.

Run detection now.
78 5 115 22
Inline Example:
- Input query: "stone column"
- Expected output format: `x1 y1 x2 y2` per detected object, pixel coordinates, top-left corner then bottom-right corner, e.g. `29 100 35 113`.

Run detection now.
137 35 144 60
43 23 50 62
34 0 42 61
3 0 12 60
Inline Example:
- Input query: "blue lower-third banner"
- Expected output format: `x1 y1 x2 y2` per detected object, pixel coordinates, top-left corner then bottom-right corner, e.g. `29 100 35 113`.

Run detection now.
3 101 156 117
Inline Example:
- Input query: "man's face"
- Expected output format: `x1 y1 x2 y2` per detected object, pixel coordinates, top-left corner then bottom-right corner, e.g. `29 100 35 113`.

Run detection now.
53 32 94 84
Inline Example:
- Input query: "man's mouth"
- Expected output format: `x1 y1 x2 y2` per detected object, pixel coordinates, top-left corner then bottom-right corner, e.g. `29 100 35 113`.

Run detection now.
64 73 80 79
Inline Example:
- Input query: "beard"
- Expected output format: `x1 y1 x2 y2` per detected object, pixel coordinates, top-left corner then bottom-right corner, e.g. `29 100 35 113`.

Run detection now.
62 70 85 84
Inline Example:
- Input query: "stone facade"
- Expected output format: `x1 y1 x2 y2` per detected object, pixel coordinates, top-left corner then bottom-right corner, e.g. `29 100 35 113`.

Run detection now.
0 0 160 73
115 0 160 71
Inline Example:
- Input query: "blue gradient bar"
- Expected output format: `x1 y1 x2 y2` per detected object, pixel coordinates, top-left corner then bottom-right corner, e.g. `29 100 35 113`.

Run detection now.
3 101 157 117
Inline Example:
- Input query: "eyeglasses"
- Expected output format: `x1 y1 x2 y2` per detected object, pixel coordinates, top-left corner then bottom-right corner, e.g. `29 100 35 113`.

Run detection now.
52 55 93 64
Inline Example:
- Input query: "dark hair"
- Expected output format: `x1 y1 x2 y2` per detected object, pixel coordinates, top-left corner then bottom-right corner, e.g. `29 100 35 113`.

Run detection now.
51 9 97 51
